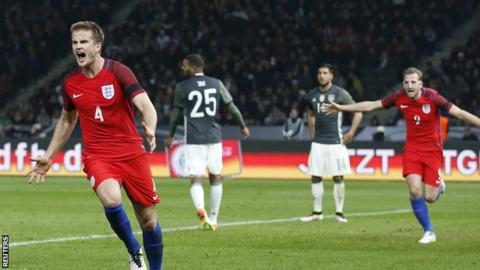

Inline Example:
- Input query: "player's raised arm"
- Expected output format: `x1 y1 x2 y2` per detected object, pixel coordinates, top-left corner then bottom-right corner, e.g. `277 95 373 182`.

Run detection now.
27 109 78 184
322 100 383 115
448 104 480 127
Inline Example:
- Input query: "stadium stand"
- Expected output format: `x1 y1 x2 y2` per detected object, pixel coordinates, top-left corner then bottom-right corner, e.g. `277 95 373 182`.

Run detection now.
424 28 480 120
0 0 125 102
1 0 479 138
0 0 126 138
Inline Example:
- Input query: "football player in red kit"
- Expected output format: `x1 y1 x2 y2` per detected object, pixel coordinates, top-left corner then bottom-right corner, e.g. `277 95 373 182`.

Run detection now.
322 67 480 244
27 21 162 269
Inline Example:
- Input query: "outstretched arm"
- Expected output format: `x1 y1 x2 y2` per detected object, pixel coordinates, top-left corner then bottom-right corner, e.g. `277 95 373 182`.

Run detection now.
322 100 384 114
27 109 78 184
290 119 303 138
132 92 158 153
448 104 480 127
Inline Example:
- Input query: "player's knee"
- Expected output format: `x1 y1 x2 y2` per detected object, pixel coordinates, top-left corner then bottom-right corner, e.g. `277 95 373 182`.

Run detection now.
191 178 203 185
141 218 158 231
424 195 437 204
208 173 221 184
333 176 344 184
409 189 422 199
210 177 222 186
102 199 121 208
99 193 122 208
311 176 322 183
96 180 122 207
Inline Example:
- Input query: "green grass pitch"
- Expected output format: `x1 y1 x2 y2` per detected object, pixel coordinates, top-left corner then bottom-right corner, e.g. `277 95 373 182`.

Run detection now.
1 176 480 269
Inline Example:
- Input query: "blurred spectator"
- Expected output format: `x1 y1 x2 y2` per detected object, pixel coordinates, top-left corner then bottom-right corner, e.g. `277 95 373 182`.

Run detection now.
462 126 478 141
372 126 388 142
265 106 286 125
282 108 303 140
346 71 364 100
0 111 12 138
0 73 12 98
370 115 380 126
36 108 52 129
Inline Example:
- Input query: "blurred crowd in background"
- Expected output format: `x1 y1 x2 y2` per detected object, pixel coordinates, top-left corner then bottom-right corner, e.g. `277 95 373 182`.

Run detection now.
0 0 479 139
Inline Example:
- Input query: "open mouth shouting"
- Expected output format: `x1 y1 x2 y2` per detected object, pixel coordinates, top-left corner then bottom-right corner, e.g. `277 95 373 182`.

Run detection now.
406 88 416 95
76 51 87 64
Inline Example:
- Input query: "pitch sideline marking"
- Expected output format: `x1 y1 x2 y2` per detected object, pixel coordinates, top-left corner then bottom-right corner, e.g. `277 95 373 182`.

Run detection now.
10 209 409 247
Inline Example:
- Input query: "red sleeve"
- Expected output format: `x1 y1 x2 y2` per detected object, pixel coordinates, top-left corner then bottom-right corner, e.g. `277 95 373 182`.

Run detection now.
431 92 452 111
381 90 402 109
111 61 145 99
62 79 76 111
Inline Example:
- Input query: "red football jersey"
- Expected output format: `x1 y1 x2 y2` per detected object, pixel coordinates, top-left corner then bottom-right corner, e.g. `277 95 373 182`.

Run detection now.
62 59 146 160
381 88 452 151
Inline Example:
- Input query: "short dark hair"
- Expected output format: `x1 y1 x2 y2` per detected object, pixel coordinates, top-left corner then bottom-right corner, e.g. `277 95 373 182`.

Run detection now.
184 54 204 69
318 63 334 74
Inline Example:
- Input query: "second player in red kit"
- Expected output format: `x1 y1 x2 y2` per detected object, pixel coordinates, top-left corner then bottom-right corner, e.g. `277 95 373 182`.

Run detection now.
381 87 451 188
322 67 480 244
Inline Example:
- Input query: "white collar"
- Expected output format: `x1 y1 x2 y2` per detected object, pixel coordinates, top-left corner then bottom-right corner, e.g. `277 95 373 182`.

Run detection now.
194 73 204 76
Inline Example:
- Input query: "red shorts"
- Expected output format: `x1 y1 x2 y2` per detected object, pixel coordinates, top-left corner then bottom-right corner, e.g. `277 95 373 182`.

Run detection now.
83 154 159 206
402 148 443 187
